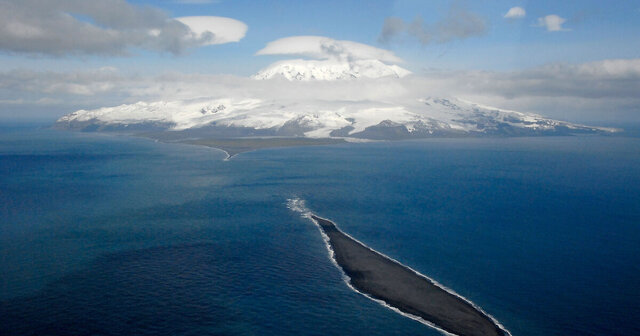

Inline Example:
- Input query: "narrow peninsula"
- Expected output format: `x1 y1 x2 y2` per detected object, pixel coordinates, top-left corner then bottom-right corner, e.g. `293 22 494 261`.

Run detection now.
310 215 509 336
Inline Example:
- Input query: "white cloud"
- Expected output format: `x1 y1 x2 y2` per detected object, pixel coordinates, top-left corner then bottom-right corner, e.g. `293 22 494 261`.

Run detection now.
575 59 640 78
256 36 403 63
422 59 640 99
175 16 247 45
504 7 526 19
0 0 247 56
536 14 569 32
379 4 487 45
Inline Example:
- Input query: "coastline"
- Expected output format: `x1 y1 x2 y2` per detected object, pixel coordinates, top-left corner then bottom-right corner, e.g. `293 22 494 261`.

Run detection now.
287 198 510 336
182 137 346 159
137 135 347 160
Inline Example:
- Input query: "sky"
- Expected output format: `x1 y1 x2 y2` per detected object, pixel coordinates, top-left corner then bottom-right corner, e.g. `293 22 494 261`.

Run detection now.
0 0 639 123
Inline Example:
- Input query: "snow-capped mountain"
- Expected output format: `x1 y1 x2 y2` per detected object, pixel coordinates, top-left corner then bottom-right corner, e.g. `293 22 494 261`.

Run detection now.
253 35 409 81
55 59 617 139
252 59 411 81
55 96 616 138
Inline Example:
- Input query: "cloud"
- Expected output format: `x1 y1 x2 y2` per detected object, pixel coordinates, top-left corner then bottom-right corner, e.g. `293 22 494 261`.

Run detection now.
535 14 569 32
574 58 640 78
2 58 640 122
409 59 640 121
175 16 247 45
256 36 403 63
504 7 526 19
0 67 127 97
378 4 487 45
0 0 247 56
379 17 406 44
426 59 640 99
4 59 638 101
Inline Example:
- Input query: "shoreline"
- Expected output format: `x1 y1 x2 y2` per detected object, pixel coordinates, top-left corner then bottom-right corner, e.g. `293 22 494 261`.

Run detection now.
149 136 347 160
285 198 511 336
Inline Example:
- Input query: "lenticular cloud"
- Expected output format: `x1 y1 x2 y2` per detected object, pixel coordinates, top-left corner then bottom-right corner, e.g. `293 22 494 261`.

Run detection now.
253 36 410 80
256 36 403 63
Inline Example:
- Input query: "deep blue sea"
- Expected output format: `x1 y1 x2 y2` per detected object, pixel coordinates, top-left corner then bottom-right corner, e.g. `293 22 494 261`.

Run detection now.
1 125 639 336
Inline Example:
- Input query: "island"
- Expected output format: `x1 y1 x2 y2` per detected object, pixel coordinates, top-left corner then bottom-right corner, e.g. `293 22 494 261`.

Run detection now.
310 215 510 336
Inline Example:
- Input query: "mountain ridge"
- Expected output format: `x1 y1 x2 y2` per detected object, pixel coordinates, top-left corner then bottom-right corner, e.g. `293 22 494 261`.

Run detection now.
55 59 619 140
55 96 618 139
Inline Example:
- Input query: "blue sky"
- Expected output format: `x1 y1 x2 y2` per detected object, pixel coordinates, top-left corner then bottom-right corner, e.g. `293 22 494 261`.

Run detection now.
0 0 639 122
1 0 638 75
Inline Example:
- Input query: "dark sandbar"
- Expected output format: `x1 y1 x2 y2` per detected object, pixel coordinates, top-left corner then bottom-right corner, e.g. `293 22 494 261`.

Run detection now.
311 215 509 336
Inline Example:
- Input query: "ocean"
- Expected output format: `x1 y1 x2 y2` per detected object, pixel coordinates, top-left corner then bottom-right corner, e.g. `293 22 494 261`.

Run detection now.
1 125 639 335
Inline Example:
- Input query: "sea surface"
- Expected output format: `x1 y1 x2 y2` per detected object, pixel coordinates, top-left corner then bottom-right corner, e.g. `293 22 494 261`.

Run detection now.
1 125 639 336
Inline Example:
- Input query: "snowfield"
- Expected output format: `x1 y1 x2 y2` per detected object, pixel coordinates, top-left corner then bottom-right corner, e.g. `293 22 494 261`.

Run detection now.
56 96 616 138
56 60 618 138
252 59 411 81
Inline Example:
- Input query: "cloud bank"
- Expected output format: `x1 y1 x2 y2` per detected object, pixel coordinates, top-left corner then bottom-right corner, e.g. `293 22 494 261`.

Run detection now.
0 0 247 55
379 4 487 44
2 58 639 122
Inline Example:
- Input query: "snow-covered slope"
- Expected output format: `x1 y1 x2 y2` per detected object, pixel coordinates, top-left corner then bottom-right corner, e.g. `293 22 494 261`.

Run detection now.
252 59 411 81
55 59 616 138
55 96 616 138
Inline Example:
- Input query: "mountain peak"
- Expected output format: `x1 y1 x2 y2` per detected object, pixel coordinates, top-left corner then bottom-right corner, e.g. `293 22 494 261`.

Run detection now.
252 59 411 81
